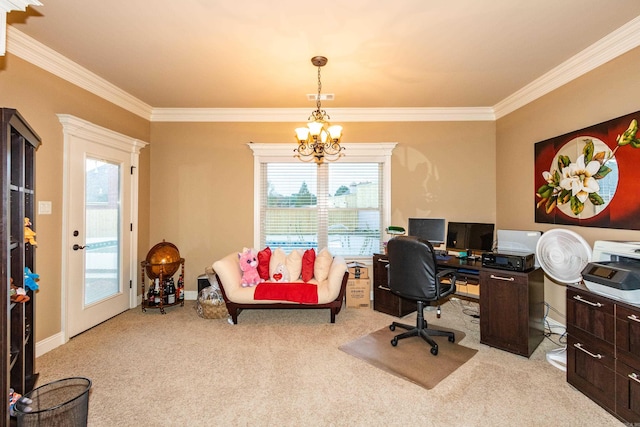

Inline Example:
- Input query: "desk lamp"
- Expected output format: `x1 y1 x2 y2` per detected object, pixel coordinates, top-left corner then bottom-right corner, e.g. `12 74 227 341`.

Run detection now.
384 226 405 254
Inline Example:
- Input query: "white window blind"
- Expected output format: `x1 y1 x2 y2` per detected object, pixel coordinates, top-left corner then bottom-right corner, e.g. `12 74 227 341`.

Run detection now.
260 162 382 256
249 142 396 260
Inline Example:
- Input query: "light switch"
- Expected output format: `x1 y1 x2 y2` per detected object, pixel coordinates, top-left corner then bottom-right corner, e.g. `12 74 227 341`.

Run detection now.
38 201 52 215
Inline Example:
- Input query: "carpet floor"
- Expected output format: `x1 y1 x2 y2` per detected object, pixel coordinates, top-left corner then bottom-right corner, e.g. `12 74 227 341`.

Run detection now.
32 299 625 426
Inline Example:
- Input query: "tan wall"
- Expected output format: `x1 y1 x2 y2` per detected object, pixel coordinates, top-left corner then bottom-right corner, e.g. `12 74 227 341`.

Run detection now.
0 54 151 342
7 37 636 341
496 46 640 324
149 120 497 291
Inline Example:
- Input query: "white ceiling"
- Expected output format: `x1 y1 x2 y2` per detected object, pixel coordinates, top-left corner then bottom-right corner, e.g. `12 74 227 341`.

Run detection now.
6 0 640 119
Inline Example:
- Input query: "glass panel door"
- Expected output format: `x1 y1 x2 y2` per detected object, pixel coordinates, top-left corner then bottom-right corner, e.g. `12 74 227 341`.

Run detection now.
84 158 121 305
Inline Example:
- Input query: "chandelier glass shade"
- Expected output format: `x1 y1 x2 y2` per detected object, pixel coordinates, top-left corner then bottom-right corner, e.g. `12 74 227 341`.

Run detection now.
294 56 344 164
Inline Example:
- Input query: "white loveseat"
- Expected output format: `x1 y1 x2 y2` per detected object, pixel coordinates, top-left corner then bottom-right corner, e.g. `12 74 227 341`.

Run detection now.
212 249 349 324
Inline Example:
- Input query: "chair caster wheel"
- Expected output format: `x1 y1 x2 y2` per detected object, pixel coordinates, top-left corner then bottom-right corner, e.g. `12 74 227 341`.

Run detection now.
389 325 395 331
448 335 455 343
430 346 438 356
391 337 398 346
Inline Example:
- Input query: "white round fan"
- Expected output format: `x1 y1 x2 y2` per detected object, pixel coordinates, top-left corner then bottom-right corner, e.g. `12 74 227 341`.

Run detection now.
536 228 592 284
535 228 592 372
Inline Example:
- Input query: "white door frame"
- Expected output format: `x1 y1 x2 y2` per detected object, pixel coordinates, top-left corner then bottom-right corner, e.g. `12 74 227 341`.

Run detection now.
58 114 148 343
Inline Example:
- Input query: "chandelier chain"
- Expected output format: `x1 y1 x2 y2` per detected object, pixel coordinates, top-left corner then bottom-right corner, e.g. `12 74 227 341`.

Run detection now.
316 65 322 112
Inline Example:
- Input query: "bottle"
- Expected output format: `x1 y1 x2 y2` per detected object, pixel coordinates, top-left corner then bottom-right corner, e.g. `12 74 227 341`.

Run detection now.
167 278 176 304
163 280 169 304
177 275 184 301
147 284 155 306
154 278 161 305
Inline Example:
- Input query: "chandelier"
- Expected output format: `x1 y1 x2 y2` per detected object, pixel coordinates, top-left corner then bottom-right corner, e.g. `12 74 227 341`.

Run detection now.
294 56 344 164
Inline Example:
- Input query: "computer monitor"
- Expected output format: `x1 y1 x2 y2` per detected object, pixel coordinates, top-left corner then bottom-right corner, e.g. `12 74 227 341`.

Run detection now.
446 222 495 252
407 218 446 246
468 223 495 252
446 222 468 250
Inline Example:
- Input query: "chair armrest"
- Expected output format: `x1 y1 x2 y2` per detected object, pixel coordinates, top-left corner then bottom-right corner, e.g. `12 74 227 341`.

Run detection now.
436 268 457 300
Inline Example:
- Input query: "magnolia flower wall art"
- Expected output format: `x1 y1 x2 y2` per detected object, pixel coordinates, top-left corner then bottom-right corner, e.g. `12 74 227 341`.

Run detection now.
534 111 640 230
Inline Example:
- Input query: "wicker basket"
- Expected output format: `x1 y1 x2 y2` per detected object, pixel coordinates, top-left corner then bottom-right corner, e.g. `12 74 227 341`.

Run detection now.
197 298 228 319
196 274 228 319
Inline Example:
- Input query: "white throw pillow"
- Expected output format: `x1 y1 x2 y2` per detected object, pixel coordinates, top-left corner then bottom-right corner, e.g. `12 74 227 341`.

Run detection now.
286 249 303 281
269 248 287 279
314 247 333 282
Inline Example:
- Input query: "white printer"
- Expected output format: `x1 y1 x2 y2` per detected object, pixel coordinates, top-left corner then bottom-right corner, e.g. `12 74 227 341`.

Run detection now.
582 240 640 305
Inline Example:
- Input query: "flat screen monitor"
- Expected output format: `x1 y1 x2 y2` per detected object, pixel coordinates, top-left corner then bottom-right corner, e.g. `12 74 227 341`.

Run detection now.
407 218 446 245
446 222 495 252
446 222 468 250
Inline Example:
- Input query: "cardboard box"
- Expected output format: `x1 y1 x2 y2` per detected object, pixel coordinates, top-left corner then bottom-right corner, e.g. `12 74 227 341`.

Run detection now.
347 262 369 279
346 278 371 308
455 280 480 298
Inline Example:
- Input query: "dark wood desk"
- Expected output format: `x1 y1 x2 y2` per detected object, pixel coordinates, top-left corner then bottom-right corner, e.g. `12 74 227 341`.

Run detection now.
372 254 417 317
372 253 545 357
436 255 484 271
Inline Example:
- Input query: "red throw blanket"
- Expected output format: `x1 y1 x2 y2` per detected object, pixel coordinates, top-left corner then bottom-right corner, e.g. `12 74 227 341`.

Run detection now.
253 282 318 304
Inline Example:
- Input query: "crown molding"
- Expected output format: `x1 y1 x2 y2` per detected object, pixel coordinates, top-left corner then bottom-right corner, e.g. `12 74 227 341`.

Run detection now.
7 27 153 119
150 107 495 122
0 0 40 55
0 0 40 11
493 15 640 119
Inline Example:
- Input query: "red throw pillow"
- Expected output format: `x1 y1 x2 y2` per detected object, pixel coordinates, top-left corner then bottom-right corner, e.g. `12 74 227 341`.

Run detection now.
301 248 316 282
257 247 271 280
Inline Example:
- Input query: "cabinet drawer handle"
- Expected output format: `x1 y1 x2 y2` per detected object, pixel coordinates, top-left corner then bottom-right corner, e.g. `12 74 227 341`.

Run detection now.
377 285 390 291
489 274 515 282
627 314 640 323
377 259 389 264
574 343 603 359
573 295 603 308
629 373 640 384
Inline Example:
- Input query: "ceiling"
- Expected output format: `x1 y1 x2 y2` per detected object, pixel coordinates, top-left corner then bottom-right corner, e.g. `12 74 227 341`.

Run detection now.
6 0 640 117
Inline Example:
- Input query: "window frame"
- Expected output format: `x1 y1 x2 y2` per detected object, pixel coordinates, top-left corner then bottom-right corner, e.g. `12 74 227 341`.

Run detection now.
248 142 396 261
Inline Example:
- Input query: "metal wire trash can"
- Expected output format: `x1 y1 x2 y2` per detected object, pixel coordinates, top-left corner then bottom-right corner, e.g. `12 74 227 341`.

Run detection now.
15 377 92 427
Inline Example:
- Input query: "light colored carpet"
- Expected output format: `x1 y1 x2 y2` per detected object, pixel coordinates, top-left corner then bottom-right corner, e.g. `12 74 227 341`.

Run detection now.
33 299 624 426
340 325 476 389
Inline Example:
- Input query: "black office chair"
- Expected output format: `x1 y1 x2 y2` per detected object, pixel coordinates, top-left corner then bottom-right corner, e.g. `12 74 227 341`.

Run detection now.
387 235 457 356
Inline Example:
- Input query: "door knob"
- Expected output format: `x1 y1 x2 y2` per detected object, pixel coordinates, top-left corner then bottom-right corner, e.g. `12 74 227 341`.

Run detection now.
73 244 86 251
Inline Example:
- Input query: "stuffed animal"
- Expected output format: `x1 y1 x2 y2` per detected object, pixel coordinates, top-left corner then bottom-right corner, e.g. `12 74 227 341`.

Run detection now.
9 278 29 303
271 263 289 283
238 248 261 287
24 267 39 291
24 217 37 246
9 388 33 416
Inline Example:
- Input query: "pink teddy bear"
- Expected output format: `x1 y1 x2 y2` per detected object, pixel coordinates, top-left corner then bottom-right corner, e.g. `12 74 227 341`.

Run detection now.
238 248 261 287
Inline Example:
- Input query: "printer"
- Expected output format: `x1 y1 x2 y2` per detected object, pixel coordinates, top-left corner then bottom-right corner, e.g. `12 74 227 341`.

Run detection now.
582 240 640 305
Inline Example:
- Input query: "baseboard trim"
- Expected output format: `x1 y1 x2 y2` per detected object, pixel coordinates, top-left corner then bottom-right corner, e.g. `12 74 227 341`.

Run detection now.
36 332 65 357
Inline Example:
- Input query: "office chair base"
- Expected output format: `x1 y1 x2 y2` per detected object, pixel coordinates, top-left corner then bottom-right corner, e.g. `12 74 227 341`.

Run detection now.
388 304 455 356
389 323 455 355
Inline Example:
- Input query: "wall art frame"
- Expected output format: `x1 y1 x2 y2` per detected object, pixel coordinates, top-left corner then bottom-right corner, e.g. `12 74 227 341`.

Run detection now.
534 110 640 230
